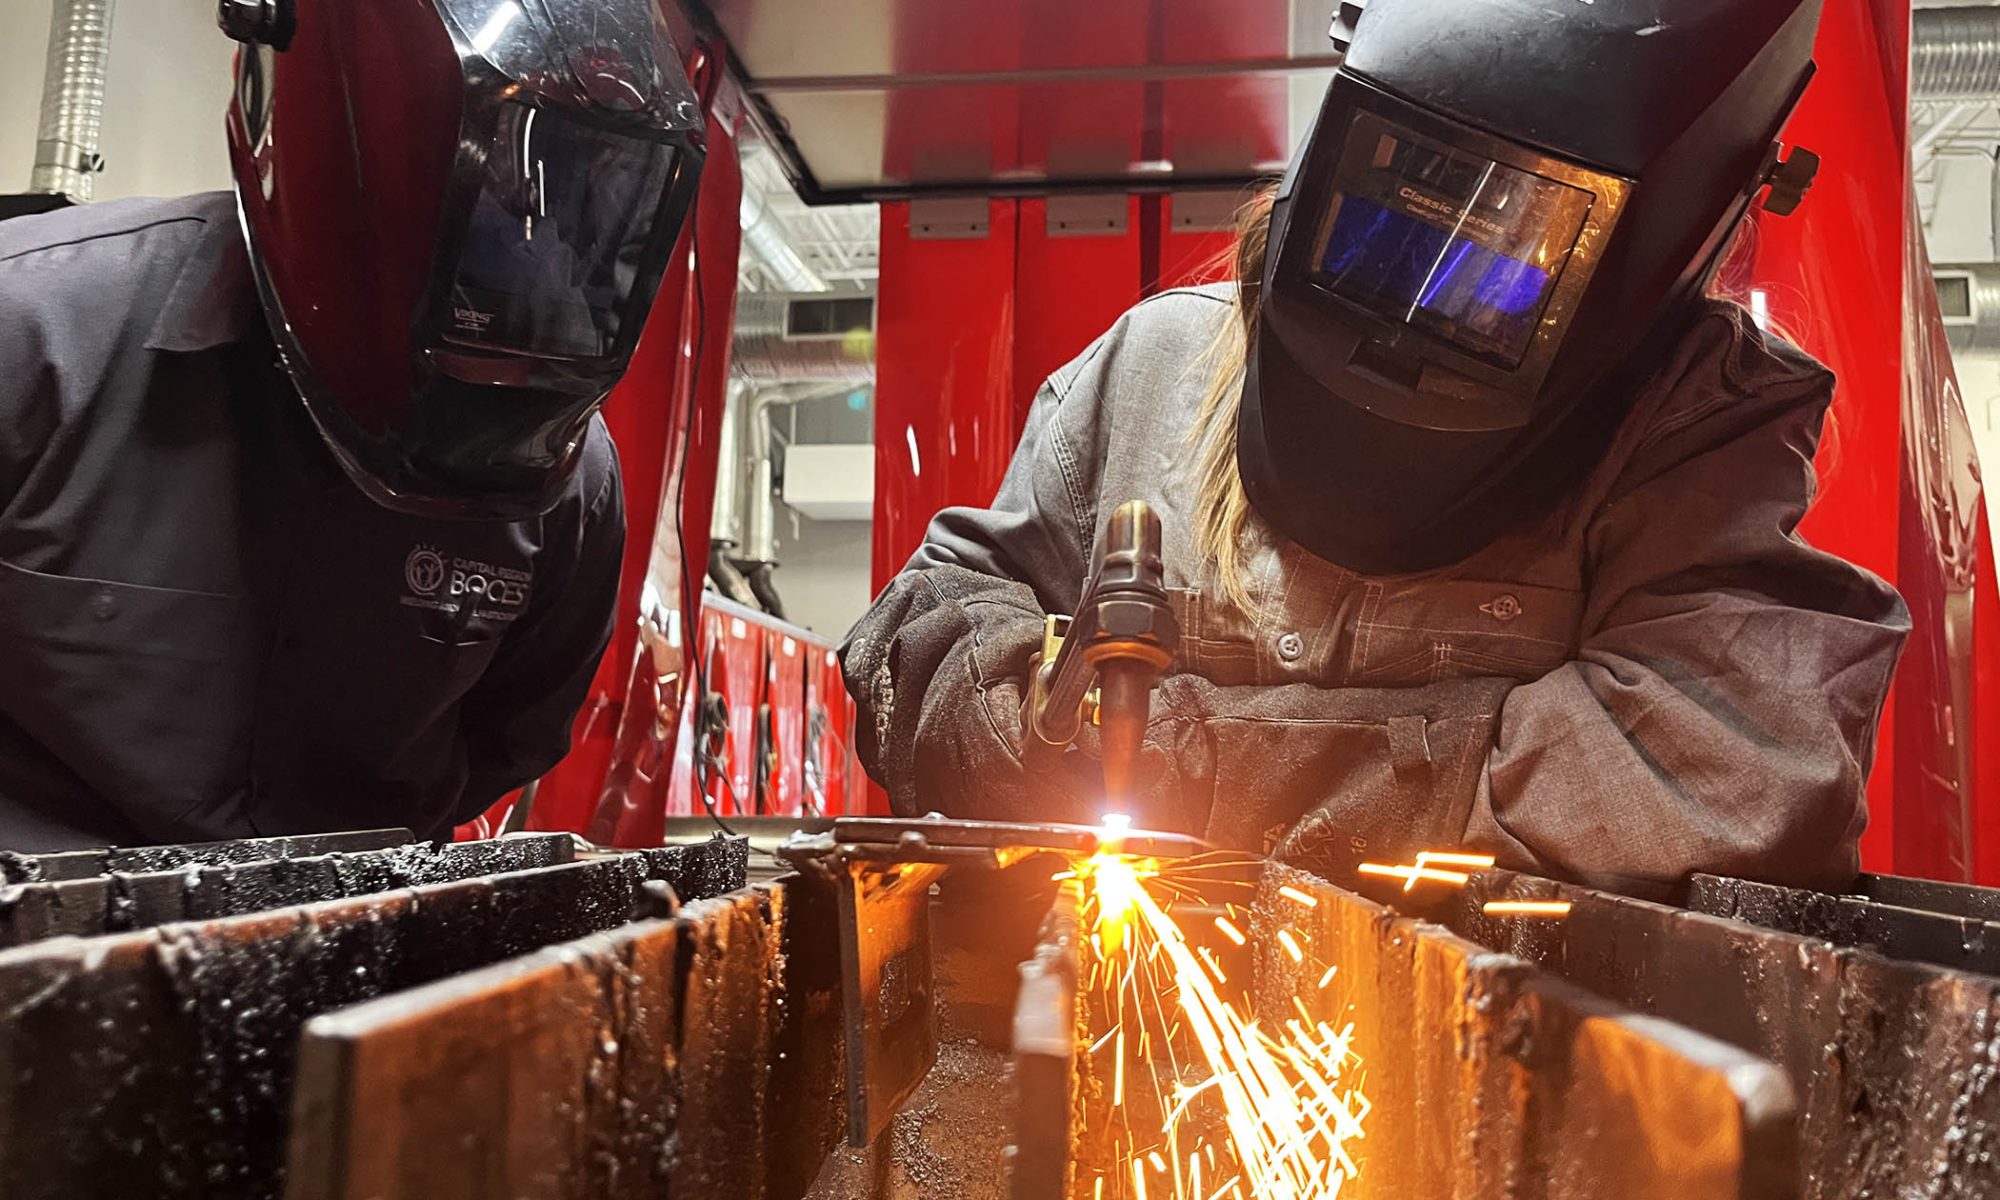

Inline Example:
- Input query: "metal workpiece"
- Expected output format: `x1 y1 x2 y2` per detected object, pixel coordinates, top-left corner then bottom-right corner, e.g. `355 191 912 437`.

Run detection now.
288 879 802 1200
1850 871 2000 924
778 815 1205 1149
287 916 688 1200
1451 871 2000 1199
673 887 793 1200
1009 882 1084 1200
0 827 413 884
0 833 576 948
1690 872 2000 976
0 838 748 1200
800 849 1060 1200
292 870 852 1200
1255 865 1800 1200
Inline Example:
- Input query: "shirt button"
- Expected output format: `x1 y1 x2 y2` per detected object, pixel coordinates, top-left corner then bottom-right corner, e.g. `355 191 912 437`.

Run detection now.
90 589 118 622
1277 632 1305 663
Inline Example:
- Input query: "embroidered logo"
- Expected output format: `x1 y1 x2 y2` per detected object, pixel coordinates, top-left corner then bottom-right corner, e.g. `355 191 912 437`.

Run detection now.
401 544 533 623
1480 594 1523 623
404 546 446 596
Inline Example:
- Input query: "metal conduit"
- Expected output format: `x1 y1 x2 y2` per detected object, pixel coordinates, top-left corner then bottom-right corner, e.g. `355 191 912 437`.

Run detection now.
30 0 115 201
733 294 876 384
1915 6 2000 101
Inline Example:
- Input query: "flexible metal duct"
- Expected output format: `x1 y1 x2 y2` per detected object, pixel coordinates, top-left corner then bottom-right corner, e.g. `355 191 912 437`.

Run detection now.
30 0 115 201
733 294 876 384
1915 6 2000 101
741 185 826 293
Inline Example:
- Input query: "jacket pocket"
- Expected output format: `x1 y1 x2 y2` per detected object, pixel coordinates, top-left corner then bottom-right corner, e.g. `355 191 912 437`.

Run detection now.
1348 578 1583 686
0 557 252 840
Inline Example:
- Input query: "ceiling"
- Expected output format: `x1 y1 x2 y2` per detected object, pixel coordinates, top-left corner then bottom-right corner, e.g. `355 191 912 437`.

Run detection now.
681 0 1343 204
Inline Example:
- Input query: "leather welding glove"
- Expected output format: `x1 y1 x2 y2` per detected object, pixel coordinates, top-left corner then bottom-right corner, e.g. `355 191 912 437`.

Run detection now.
842 563 1128 824
1140 674 1518 883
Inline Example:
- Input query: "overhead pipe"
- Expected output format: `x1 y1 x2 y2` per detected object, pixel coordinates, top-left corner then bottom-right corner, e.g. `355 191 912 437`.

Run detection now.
733 294 876 384
29 0 115 201
707 381 762 608
1914 6 2000 100
740 180 827 294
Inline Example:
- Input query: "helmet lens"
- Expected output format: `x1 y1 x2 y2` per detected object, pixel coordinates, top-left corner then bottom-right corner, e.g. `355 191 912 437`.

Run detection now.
444 101 679 360
1310 110 1599 368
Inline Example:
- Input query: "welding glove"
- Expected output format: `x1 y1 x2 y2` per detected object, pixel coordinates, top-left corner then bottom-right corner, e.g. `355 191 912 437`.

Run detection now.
842 563 1138 824
1141 674 1518 883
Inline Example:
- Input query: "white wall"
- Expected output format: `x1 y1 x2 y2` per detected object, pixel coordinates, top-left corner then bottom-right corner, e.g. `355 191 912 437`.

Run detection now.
773 517 874 642
1 0 235 202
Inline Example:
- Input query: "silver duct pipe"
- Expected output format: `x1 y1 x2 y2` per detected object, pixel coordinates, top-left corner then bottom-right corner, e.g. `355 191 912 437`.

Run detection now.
30 0 116 201
732 294 876 384
710 379 749 545
1915 7 2000 101
740 184 827 293
745 395 780 565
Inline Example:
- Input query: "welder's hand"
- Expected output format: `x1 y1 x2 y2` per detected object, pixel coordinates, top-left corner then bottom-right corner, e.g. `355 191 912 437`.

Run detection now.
843 564 1109 824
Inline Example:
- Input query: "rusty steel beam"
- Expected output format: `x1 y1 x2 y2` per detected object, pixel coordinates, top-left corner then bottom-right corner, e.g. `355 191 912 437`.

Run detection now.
287 884 788 1200
0 838 747 1200
1452 871 2000 1199
289 871 874 1200
1852 872 2000 923
1258 865 1799 1200
795 852 1069 1200
0 834 576 947
1008 882 1083 1200
0 828 413 884
1689 873 2000 976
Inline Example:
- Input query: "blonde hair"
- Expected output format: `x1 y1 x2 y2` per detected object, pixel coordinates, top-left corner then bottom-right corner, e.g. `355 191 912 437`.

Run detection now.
1185 186 1276 612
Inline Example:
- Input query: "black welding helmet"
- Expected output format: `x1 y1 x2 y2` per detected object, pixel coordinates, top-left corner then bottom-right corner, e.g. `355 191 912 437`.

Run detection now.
1240 0 1824 575
222 0 705 520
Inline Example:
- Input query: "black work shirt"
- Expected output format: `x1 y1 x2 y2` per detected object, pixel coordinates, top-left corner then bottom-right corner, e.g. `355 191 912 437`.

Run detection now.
0 193 625 850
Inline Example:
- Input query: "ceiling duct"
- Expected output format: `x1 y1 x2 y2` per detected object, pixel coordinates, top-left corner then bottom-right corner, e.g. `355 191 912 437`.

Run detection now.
29 0 115 202
1915 6 2000 100
733 293 876 384
740 180 827 293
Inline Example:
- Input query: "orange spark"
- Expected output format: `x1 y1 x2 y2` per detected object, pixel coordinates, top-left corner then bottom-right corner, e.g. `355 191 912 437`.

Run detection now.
1356 861 1471 888
1080 853 1366 1198
1482 899 1573 919
1277 885 1320 908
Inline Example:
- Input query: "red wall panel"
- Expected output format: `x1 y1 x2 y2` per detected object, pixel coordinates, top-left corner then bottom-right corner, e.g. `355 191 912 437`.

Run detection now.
872 199 1022 585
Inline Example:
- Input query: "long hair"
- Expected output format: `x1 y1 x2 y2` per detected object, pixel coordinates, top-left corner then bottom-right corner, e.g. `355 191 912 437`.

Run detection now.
1184 186 1276 612
1184 188 1780 608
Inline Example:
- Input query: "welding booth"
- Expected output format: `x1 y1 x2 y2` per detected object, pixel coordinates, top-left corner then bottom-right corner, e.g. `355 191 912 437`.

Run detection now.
504 0 2000 885
13 0 2000 1196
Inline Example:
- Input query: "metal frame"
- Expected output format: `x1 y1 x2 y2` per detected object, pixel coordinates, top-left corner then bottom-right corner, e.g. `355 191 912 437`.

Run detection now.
673 0 1324 206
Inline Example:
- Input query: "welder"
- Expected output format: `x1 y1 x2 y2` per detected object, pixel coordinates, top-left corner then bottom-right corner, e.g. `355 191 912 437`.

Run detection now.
0 0 704 850
843 0 1911 893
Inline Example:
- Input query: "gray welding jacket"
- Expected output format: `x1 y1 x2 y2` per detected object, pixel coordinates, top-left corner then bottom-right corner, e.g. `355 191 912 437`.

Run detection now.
0 194 625 850
841 285 1910 893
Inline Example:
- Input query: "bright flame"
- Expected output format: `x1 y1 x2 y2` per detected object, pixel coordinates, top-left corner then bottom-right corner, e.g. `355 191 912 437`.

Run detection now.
1078 853 1368 1199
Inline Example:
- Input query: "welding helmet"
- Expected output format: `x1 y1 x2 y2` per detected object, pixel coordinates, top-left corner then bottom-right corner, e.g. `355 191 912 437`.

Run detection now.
220 0 705 519
1241 0 1824 575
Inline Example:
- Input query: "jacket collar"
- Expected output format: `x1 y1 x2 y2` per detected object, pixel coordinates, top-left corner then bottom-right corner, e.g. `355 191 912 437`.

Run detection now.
145 190 261 353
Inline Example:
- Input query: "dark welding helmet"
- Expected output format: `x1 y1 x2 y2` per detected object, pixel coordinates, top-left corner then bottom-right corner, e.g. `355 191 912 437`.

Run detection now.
220 0 705 519
1241 0 1824 575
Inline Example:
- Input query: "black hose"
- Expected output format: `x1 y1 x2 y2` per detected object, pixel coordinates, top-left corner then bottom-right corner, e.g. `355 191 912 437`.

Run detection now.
743 560 788 622
707 544 759 608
